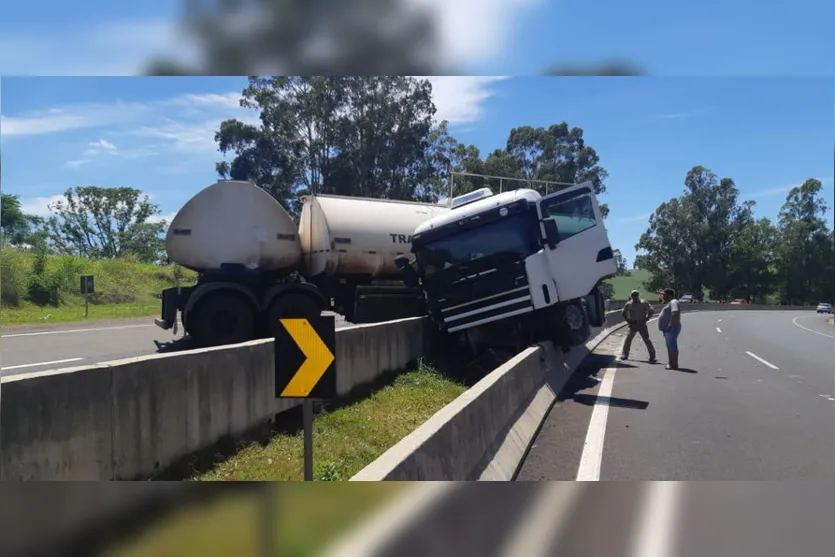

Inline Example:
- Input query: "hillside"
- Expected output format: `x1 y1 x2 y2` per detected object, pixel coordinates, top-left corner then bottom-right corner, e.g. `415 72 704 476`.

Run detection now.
604 269 654 300
0 248 197 326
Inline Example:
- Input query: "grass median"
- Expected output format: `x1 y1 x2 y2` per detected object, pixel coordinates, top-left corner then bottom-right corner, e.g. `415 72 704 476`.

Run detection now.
105 483 410 557
166 358 470 482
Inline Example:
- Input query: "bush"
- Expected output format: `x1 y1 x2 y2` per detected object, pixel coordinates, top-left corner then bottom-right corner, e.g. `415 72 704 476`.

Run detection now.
0 248 31 307
26 272 62 306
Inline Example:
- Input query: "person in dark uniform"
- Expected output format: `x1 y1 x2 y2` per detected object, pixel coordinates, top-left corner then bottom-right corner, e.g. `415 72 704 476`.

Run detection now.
619 289 657 363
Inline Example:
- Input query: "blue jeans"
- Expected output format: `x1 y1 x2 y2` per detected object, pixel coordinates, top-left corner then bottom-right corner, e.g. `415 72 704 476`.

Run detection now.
663 324 681 350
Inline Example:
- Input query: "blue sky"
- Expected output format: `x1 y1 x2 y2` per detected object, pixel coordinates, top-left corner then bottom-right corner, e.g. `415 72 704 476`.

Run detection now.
0 1 832 75
2 76 832 266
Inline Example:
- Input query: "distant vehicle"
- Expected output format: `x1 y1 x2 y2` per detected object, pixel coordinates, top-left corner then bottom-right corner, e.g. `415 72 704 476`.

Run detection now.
816 303 833 314
680 294 694 304
729 299 748 305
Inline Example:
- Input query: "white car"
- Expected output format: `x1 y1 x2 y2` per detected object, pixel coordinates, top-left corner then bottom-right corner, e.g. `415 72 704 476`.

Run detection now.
816 303 833 314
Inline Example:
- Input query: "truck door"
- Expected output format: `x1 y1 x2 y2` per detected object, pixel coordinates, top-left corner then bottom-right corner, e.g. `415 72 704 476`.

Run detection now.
537 183 618 302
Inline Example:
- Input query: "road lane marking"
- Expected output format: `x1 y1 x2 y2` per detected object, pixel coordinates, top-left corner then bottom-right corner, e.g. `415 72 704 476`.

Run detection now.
716 327 722 333
791 315 835 339
323 483 457 557
745 351 779 370
1 357 84 371
576 367 616 481
1 324 156 338
498 483 584 557
630 482 683 557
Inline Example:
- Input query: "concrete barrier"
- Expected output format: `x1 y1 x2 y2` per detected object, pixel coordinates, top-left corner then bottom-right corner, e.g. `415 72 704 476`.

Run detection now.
0 317 432 481
608 299 813 312
351 310 628 481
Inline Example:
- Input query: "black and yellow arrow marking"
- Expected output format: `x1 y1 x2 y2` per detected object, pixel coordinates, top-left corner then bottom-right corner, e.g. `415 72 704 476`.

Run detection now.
274 315 337 399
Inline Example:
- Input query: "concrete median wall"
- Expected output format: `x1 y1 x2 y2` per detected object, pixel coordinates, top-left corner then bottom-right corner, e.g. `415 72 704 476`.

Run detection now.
607 299 813 312
0 317 431 481
352 313 625 482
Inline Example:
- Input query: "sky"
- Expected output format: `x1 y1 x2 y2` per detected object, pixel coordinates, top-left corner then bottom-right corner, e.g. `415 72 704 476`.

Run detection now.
2 76 832 266
0 1 832 76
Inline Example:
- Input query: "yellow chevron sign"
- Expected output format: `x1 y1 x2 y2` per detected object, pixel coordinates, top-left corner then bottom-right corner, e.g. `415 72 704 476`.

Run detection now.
275 316 337 399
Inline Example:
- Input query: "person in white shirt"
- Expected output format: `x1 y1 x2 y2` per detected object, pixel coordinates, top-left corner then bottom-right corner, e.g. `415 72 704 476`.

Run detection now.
657 288 682 370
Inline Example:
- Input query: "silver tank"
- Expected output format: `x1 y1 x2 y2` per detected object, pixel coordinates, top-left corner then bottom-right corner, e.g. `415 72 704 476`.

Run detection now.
299 193 449 279
165 180 302 272
166 180 449 277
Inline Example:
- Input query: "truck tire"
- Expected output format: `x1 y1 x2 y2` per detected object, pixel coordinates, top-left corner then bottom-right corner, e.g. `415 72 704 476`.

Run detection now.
562 300 591 347
266 293 323 337
189 292 256 347
586 287 606 328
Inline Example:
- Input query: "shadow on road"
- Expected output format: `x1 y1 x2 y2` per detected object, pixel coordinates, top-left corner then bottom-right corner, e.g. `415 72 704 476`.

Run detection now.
556 353 650 411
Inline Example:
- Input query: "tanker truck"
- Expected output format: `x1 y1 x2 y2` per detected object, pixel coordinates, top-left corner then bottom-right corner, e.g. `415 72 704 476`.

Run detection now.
154 180 450 347
396 183 617 353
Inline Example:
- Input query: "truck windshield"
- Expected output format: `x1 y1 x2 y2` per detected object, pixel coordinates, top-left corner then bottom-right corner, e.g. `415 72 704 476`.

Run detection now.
416 214 536 279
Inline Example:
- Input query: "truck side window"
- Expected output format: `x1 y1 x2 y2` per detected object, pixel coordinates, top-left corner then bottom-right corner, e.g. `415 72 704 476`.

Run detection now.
541 194 597 241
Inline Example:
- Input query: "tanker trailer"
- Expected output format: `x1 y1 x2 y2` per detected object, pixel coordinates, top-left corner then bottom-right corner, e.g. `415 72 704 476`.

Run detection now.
155 180 449 347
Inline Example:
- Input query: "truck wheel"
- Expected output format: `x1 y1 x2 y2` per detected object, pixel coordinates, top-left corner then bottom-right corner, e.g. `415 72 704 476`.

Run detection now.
564 301 591 346
586 287 606 328
189 293 255 347
267 294 323 336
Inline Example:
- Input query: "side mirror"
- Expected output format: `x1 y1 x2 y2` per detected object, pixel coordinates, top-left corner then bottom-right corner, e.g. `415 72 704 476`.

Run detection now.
543 218 559 249
395 256 419 288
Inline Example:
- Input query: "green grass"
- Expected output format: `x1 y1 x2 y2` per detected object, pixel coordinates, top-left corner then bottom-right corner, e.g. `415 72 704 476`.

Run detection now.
0 247 196 327
604 269 654 300
104 483 409 557
193 360 467 482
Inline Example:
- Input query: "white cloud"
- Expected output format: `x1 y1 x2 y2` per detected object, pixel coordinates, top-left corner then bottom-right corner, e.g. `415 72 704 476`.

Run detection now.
66 159 93 169
609 212 652 225
0 1 541 75
2 93 246 139
85 139 117 155
414 0 543 66
18 195 65 218
148 212 177 224
424 76 507 124
743 176 834 198
0 19 195 76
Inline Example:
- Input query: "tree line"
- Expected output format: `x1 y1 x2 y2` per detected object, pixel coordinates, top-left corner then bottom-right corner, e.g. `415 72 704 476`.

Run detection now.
635 166 833 306
4 77 828 308
3 76 615 265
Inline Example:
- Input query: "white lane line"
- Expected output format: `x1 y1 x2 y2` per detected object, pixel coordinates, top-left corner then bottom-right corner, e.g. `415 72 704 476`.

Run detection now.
323 482 457 557
630 482 684 557
1 357 85 371
745 351 779 370
716 327 722 333
2 323 155 338
498 483 584 557
576 367 616 481
791 315 835 339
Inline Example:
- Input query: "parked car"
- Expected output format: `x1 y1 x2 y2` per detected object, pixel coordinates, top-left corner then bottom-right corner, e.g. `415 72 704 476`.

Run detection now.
816 302 833 314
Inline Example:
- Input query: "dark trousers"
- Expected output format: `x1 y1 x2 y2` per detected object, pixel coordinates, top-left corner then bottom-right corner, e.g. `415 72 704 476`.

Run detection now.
621 321 656 359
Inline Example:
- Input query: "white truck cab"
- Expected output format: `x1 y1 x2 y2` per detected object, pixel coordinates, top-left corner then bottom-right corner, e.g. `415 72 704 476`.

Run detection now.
398 182 617 352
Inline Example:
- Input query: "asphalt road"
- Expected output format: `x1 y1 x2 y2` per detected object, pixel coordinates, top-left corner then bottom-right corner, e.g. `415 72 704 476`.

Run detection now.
1 312 351 377
346 482 833 557
517 309 834 481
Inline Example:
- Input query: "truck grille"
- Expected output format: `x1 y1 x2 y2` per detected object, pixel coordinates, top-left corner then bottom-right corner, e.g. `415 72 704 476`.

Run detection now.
435 273 534 332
